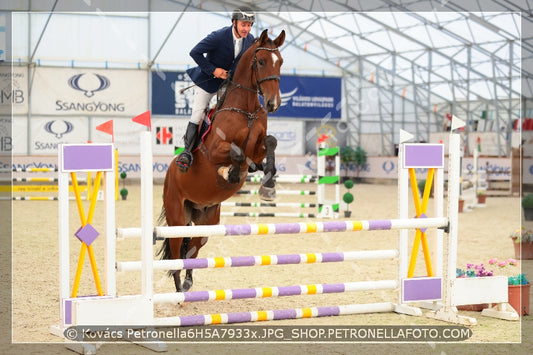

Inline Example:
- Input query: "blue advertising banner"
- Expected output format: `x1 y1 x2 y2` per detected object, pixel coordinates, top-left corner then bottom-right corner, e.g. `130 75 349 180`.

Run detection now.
151 71 342 119
272 75 342 119
151 71 193 116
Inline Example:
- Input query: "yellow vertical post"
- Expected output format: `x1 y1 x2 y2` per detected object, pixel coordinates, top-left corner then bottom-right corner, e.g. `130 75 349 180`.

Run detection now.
86 171 91 201
407 168 435 278
70 171 104 298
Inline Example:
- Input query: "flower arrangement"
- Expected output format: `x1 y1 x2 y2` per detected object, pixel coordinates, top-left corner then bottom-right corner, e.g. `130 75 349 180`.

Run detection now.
510 227 533 244
456 258 528 285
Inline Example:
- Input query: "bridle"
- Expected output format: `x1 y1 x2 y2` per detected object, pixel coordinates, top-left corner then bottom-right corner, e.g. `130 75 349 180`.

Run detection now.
226 45 281 97
212 44 282 156
215 44 281 121
250 46 281 96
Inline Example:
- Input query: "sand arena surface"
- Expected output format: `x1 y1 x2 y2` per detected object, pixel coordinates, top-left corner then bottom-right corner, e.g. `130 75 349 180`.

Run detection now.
10 181 533 354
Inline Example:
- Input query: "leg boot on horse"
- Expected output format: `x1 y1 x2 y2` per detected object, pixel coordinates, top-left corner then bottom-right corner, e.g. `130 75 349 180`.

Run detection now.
176 122 199 173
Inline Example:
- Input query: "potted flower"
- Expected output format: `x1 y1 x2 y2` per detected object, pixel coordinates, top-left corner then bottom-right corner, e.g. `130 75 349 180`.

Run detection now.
456 258 529 316
508 273 530 316
477 190 487 204
522 193 533 220
343 179 354 218
458 197 465 213
120 172 128 200
510 228 533 259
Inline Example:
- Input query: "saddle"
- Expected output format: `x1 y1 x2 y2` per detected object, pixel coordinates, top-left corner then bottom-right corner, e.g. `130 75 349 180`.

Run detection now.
191 108 215 153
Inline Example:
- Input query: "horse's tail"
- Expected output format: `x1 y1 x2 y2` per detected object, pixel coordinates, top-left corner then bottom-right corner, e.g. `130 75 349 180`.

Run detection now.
156 206 172 276
157 205 167 227
156 206 192 278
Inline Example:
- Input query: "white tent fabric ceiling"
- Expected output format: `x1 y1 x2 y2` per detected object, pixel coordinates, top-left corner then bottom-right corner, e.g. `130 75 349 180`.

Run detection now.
5 0 532 156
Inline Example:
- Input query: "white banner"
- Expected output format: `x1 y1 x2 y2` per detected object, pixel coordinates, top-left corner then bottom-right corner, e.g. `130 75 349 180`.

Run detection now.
29 116 88 155
268 120 305 155
0 66 28 115
31 68 147 116
10 154 512 182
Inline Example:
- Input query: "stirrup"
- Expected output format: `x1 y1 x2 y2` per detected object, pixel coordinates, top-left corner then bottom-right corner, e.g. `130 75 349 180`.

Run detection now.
176 151 193 173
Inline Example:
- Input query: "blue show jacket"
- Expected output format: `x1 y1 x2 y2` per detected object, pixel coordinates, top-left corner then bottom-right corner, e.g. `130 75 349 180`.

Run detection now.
186 25 255 93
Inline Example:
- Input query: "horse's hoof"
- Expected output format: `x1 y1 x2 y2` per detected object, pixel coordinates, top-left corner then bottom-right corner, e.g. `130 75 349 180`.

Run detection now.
182 279 193 292
228 169 240 184
259 185 276 201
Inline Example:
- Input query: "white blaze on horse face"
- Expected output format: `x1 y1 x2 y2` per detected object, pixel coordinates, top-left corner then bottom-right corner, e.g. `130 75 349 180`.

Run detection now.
271 52 279 67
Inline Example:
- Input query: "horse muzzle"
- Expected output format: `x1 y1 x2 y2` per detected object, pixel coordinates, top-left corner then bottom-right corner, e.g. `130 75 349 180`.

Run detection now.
264 93 281 113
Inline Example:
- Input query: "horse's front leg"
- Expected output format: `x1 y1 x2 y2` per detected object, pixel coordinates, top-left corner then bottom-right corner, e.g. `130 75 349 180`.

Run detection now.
258 135 277 201
228 143 245 184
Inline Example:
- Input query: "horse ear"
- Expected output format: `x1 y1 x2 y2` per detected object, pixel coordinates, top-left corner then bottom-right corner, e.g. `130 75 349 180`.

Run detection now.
259 29 269 45
273 30 285 47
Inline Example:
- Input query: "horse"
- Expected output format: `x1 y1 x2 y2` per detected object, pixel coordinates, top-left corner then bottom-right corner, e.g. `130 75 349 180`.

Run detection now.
158 29 285 293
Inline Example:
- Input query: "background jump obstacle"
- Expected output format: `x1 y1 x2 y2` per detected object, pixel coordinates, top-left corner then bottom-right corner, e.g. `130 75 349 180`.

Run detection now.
52 118 517 346
5 147 120 201
226 142 340 219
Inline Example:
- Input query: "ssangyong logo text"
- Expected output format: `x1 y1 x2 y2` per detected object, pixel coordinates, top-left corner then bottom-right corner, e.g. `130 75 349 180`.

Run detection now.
56 73 125 113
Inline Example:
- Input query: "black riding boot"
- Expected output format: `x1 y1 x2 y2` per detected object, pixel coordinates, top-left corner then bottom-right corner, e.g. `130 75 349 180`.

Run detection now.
176 122 199 173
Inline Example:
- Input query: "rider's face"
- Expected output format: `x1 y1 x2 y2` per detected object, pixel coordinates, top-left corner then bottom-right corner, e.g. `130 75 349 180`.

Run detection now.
234 20 252 38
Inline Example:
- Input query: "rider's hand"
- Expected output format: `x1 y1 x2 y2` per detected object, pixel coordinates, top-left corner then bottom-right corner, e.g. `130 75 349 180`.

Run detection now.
213 68 228 79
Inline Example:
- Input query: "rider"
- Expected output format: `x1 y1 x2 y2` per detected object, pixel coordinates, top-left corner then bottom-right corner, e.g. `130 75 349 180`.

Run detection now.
176 7 256 172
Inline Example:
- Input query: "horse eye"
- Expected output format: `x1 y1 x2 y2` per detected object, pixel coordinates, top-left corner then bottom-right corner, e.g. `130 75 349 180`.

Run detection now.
258 59 265 66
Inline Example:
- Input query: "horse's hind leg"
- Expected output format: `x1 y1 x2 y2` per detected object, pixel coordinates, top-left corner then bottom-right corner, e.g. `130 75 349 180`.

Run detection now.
259 135 277 201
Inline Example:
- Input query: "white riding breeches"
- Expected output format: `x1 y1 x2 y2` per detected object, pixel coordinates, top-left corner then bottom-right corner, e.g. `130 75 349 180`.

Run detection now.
190 87 217 125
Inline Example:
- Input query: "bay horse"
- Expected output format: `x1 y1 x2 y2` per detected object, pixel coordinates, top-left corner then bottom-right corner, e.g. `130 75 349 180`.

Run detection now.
158 29 285 292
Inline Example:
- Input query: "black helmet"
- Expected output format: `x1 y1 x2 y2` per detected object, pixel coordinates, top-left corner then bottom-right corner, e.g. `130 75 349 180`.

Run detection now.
232 7 255 23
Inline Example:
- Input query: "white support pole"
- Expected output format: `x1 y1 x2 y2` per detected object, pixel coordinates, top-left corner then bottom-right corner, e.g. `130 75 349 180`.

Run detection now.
446 131 461 308
57 151 70 324
104 164 116 296
317 143 325 214
434 162 444 278
473 147 479 195
140 132 154 301
397 130 412 294
335 153 340 208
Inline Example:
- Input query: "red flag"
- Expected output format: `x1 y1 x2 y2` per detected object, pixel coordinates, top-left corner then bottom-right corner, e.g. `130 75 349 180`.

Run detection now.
132 111 151 131
317 134 329 144
96 120 114 142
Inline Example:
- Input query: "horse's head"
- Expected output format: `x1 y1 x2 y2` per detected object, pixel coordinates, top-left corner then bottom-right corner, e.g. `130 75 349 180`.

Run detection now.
251 29 285 113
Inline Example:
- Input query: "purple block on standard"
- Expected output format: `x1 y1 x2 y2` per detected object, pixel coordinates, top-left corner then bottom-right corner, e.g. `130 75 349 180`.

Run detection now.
402 277 442 302
62 144 113 172
403 144 444 168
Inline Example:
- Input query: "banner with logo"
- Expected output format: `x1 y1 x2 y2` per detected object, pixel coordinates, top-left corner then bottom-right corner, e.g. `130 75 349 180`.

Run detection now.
152 71 195 116
151 71 341 119
31 68 147 116
14 116 88 155
0 66 28 115
267 120 304 155
271 75 342 119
